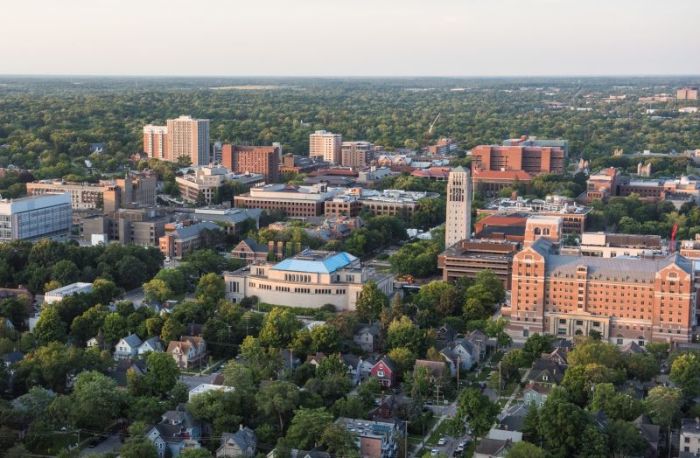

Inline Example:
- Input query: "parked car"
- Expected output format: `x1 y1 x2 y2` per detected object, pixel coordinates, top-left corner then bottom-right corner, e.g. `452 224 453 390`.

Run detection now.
438 438 447 446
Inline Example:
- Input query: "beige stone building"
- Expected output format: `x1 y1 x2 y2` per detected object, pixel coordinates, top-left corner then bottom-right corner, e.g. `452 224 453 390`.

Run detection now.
167 116 210 166
445 166 472 249
224 249 393 311
310 130 342 164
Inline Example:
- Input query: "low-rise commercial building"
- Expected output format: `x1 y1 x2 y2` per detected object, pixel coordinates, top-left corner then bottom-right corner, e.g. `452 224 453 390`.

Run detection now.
561 232 665 258
426 138 458 155
45 282 93 305
478 196 590 236
325 188 439 219
176 166 264 204
159 221 221 259
79 207 172 247
504 238 695 345
335 417 400 458
234 183 340 217
438 239 521 288
471 169 534 196
0 193 72 241
224 249 393 311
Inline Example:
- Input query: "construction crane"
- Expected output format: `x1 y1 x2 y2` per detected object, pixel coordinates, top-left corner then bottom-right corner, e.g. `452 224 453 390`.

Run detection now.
428 113 441 134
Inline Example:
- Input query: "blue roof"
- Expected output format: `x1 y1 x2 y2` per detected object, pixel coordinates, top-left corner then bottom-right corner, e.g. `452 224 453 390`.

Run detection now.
272 251 357 274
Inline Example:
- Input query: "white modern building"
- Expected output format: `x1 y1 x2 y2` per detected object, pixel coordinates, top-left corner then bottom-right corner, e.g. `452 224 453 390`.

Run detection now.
223 249 393 310
0 193 72 241
44 282 93 305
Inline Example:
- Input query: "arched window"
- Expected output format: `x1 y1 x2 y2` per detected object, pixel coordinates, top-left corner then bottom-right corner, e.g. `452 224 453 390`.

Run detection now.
534 227 541 235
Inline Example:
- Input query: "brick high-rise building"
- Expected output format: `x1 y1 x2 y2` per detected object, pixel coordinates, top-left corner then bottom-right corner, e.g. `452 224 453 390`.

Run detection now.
504 238 695 345
310 130 342 164
166 116 210 166
471 144 565 175
341 141 373 168
143 125 168 159
221 145 280 182
677 87 699 101
445 166 472 248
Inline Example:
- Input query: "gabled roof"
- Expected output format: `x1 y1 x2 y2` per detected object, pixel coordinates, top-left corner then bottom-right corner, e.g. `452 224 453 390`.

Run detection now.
414 359 447 378
620 341 645 354
475 438 510 456
221 427 257 451
373 356 397 373
121 334 143 348
236 238 268 253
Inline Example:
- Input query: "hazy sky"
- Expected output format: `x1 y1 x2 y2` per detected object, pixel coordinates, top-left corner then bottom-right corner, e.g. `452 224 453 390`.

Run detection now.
1 0 698 76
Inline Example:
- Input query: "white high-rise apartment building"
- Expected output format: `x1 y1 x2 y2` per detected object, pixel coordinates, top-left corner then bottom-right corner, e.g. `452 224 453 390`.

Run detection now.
143 125 168 159
309 130 342 164
445 166 472 248
166 116 210 166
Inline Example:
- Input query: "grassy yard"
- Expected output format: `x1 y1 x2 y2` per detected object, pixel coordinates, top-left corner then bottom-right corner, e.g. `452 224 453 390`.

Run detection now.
427 419 454 445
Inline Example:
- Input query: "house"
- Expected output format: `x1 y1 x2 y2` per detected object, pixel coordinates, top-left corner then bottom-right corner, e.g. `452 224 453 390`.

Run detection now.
370 356 397 388
189 383 235 401
114 334 143 360
109 359 147 387
86 336 102 349
354 323 381 352
306 352 327 368
527 357 565 387
522 383 551 407
544 347 568 366
147 405 202 458
413 359 448 382
1 351 23 368
342 353 367 385
680 418 700 456
231 238 269 265
440 338 479 375
138 337 164 356
474 438 512 458
167 336 207 369
279 349 301 371
634 414 660 457
217 425 257 457
621 341 645 355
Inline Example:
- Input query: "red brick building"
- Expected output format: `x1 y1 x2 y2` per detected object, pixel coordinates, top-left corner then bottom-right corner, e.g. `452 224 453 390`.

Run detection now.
221 145 280 182
370 356 397 388
471 145 566 175
504 238 695 345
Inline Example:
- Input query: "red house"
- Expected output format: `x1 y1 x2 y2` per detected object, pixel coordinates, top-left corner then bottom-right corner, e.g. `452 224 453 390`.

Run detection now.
370 356 397 388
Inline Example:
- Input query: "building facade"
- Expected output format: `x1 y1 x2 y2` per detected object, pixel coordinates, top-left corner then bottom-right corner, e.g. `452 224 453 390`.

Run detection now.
470 144 566 175
310 130 342 164
504 238 695 345
0 194 72 241
221 145 280 182
438 239 520 288
159 221 221 259
234 183 339 217
341 141 373 168
223 250 393 311
143 125 168 159
176 166 264 204
166 116 210 166
677 87 699 100
445 166 472 248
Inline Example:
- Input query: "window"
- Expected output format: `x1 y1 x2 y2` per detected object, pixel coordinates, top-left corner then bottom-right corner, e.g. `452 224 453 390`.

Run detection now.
377 370 385 377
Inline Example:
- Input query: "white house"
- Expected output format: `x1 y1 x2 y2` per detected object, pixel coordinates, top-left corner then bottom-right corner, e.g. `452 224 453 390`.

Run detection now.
114 334 143 361
44 282 93 305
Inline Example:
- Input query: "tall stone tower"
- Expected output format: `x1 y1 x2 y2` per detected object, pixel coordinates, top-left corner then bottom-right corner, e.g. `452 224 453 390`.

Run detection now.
445 166 472 248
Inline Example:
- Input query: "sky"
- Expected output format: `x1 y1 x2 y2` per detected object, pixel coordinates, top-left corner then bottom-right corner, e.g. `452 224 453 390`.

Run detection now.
1 0 698 77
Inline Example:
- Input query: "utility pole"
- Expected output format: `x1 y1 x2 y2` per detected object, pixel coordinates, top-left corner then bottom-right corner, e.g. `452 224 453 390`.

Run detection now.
456 355 460 388
404 420 410 458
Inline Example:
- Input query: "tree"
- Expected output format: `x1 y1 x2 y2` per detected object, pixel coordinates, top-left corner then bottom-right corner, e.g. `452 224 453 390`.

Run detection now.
670 352 700 397
143 278 173 303
485 317 511 348
505 441 546 458
387 316 425 354
284 407 334 450
521 334 553 365
187 390 245 436
355 281 389 322
457 388 498 437
415 281 457 316
624 352 659 382
387 347 416 377
33 306 67 345
238 336 280 381
102 312 128 346
589 383 643 421
321 423 360 457
51 259 80 286
645 386 682 440
256 381 300 431
309 324 340 353
180 450 213 458
259 307 301 348
0 296 30 330
144 352 179 397
120 422 158 458
195 272 225 304
161 317 185 342
561 364 617 406
68 371 124 431
538 395 591 458
607 420 647 458
567 339 621 368
316 354 348 379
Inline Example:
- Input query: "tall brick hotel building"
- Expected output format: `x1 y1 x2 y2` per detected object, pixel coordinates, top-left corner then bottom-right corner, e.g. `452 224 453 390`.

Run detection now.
503 238 695 345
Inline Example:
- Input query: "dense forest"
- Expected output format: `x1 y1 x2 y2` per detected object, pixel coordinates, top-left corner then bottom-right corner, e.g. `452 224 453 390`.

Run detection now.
0 76 699 179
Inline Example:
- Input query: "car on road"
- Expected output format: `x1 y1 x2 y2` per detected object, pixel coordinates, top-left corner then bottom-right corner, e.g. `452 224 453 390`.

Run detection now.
430 449 439 456
438 438 447 446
